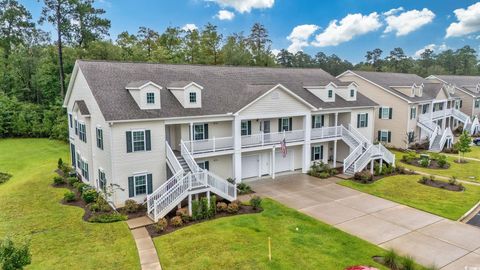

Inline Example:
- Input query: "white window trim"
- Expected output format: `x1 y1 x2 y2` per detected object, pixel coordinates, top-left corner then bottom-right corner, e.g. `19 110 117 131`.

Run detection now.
98 168 106 190
131 129 146 152
240 121 250 136
280 117 291 131
327 89 333 98
78 121 86 142
96 126 103 149
193 124 205 141
146 92 155 104
133 174 148 197
380 107 390 119
379 130 389 142
189 92 197 103
358 113 368 128
410 107 416 119
313 115 323 128
312 145 322 161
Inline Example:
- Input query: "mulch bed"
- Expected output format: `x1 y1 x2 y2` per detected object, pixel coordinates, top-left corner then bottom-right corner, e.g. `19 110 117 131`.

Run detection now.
146 205 263 238
117 205 148 219
453 159 468 164
351 171 416 184
418 178 465 192
401 159 450 169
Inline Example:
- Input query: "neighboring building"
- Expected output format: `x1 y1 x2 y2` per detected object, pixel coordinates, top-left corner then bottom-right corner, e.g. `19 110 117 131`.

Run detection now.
426 75 480 121
337 71 478 151
64 60 394 221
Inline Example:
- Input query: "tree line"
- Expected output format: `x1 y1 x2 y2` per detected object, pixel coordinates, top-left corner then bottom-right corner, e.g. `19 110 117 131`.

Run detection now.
0 0 479 140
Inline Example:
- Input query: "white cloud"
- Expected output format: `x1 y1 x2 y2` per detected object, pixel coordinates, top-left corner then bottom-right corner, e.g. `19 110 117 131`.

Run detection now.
414 43 448 58
271 49 280 56
286 24 319 53
384 8 435 36
215 10 235 20
311 12 382 47
181 24 198 31
207 0 274 13
383 7 404 16
446 2 480 38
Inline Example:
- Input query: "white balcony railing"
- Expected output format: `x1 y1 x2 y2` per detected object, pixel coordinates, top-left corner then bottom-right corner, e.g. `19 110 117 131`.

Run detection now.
311 126 342 140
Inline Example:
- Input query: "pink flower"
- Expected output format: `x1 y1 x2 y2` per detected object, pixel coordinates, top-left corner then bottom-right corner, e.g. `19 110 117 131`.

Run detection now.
345 266 379 270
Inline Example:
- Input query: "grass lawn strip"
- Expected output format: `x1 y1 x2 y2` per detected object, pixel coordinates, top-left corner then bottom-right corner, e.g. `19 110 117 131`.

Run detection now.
155 198 397 270
0 138 139 269
392 150 480 183
339 174 480 220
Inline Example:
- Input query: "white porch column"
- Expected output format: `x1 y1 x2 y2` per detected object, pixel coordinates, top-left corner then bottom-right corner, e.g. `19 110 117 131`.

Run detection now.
335 112 338 127
302 114 312 173
190 122 194 151
233 115 242 183
271 146 276 179
333 140 337 168
188 194 192 216
370 159 374 174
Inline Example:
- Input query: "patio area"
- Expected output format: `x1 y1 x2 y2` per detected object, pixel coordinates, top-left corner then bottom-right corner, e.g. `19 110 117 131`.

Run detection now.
249 174 480 269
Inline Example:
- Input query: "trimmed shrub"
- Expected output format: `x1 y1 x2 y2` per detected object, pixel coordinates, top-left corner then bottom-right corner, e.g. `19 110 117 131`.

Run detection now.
208 195 217 218
0 172 12 184
237 183 252 195
75 182 88 194
0 237 31 270
216 202 228 212
176 208 189 221
60 164 71 176
308 161 337 178
250 196 262 210
419 158 429 167
123 199 140 213
170 216 183 227
63 191 76 202
191 200 201 220
395 166 407 174
53 176 65 186
96 196 111 212
67 176 79 186
57 158 63 169
419 176 429 184
353 171 373 183
89 212 127 223
437 155 448 168
227 202 239 214
401 151 417 163
154 218 168 233
82 189 98 204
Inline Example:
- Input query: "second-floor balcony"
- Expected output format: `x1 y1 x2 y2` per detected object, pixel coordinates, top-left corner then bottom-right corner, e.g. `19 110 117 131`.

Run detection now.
184 126 344 155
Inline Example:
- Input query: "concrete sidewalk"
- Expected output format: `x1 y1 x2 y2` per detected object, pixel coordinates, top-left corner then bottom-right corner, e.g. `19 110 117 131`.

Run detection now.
127 217 161 270
250 174 480 269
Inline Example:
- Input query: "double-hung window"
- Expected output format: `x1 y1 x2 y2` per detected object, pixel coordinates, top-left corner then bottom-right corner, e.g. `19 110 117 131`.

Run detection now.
379 107 392 119
78 122 87 142
76 152 81 169
98 169 106 191
194 124 208 140
74 119 78 135
422 104 429 114
311 145 323 161
357 113 368 128
328 90 333 98
475 99 480 108
128 173 152 197
312 115 324 128
132 130 146 151
68 114 73 128
433 102 443 112
81 159 89 180
410 107 417 120
134 175 147 196
197 161 210 170
96 127 103 150
189 92 197 103
350 89 355 97
146 92 155 104
241 120 251 136
279 117 291 131
378 130 391 143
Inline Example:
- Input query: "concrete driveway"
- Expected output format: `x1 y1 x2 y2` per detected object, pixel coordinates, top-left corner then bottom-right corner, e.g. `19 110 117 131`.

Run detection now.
249 174 480 269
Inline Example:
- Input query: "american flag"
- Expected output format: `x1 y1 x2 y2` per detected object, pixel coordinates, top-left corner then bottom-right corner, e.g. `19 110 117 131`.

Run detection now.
280 138 287 158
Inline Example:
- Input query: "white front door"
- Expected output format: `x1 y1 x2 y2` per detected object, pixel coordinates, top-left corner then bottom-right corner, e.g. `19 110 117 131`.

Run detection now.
242 155 259 179
275 150 293 173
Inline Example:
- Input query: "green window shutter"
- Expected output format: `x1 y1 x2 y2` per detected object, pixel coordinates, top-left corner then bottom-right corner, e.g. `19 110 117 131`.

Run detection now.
311 147 314 161
289 117 292 131
204 161 210 170
378 131 381 141
365 113 368 127
147 174 153 194
126 131 132 153
278 119 282 132
320 145 324 159
357 114 360 128
388 131 392 143
379 108 382 119
389 108 393 119
247 121 252 135
128 176 134 197
145 130 151 151
321 115 325 127
204 124 209 139
312 116 315 129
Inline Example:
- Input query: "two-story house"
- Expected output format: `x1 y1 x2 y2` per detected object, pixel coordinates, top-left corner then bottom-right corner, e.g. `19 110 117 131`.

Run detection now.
338 71 478 151
64 60 394 221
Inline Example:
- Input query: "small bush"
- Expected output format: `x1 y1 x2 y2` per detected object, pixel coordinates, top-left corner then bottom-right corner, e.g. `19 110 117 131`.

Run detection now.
57 158 63 169
208 195 217 218
176 208 189 221
0 237 31 270
226 178 235 184
250 196 262 210
63 191 76 202
237 183 252 195
89 203 100 212
383 249 401 270
402 256 415 270
216 202 228 212
436 155 448 168
75 182 88 194
95 196 111 212
419 176 429 184
448 176 457 185
395 166 407 174
123 199 140 213
67 176 79 186
89 212 127 223
227 202 239 214
170 216 183 227
308 161 337 178
53 176 65 186
82 189 98 204
419 158 429 167
353 170 373 183
0 172 12 184
402 151 417 163
60 164 71 176
154 218 168 233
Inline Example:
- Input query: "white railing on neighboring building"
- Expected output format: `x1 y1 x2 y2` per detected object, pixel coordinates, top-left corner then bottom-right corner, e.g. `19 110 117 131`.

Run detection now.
377 143 395 164
311 126 342 140
439 127 453 150
166 142 184 174
185 137 234 154
348 124 370 148
242 129 305 147
180 140 201 172
353 145 375 172
428 125 440 149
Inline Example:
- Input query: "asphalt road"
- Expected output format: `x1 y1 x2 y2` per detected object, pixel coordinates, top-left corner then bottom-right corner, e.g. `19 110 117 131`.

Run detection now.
467 212 480 227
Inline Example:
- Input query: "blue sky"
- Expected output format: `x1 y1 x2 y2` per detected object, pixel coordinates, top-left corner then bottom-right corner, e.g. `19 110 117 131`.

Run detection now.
22 0 480 63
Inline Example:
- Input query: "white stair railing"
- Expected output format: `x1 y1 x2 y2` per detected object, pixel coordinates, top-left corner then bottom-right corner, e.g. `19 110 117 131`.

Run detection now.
147 170 183 214
180 140 201 173
348 124 370 148
439 128 453 150
377 143 395 165
204 170 236 201
152 173 191 221
343 144 362 173
166 142 184 174
471 117 480 134
353 145 375 172
429 125 440 149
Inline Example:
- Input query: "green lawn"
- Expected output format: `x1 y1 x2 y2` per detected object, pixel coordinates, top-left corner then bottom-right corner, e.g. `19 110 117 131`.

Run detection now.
0 139 139 270
463 145 480 159
339 174 480 220
154 199 391 270
392 150 480 182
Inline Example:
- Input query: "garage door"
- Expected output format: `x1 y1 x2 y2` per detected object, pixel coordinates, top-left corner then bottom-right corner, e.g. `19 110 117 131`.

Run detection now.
275 151 293 173
242 155 259 179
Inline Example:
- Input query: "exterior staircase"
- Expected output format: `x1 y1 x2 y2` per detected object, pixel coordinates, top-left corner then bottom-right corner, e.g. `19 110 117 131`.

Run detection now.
342 124 395 176
146 142 236 222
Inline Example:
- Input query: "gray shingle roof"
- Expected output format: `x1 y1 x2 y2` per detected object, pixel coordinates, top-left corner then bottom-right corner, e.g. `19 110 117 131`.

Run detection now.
431 75 480 97
167 81 194 88
75 100 90 115
125 80 151 89
77 60 377 121
351 71 456 102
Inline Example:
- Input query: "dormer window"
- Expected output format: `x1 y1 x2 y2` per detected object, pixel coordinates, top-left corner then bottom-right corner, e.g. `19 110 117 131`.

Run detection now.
189 92 197 103
328 90 333 98
350 89 355 97
146 92 155 104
